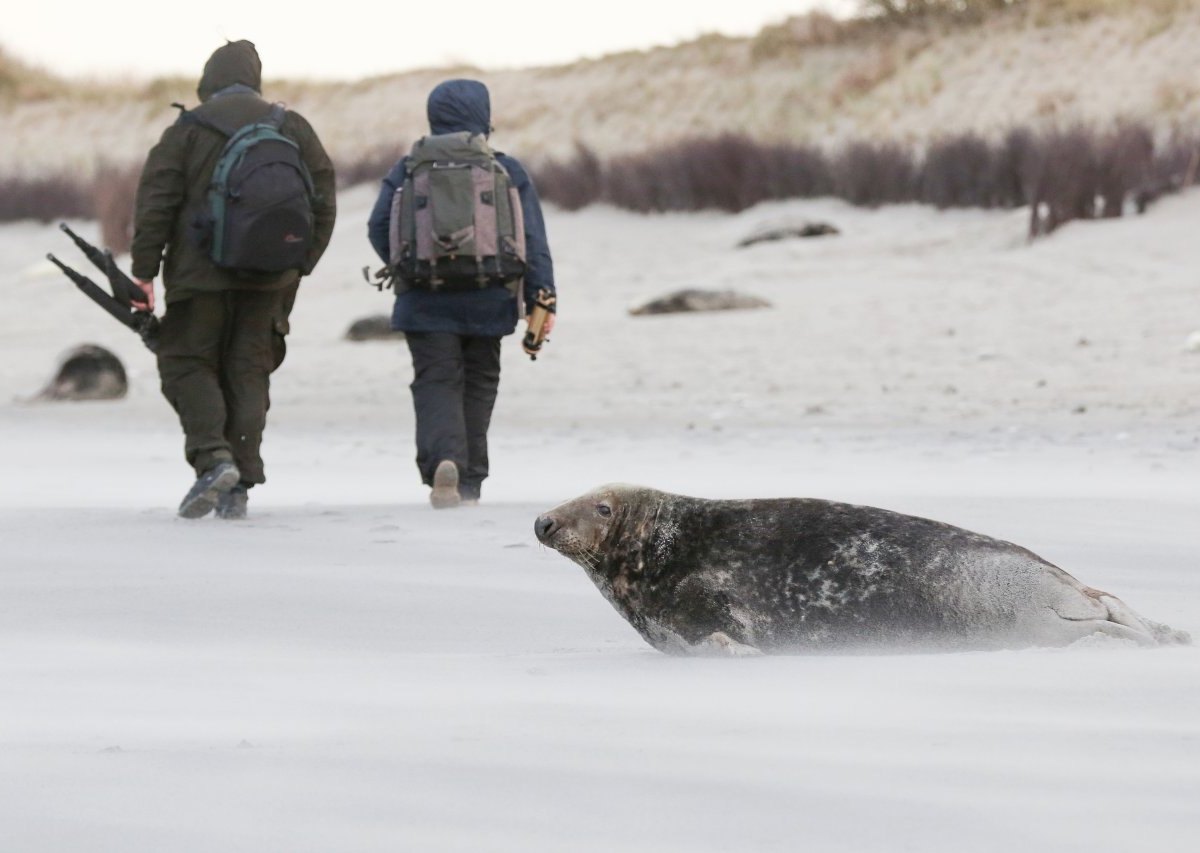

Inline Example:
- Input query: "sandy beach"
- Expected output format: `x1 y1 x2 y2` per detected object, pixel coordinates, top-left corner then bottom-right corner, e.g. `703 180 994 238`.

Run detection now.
1 187 1198 851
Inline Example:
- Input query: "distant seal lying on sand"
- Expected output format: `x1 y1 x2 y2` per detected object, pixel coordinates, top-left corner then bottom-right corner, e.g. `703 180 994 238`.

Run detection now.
534 485 1190 656
628 289 771 316
37 344 127 401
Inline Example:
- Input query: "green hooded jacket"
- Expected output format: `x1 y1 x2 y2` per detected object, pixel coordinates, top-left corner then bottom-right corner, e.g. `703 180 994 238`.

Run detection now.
131 41 337 303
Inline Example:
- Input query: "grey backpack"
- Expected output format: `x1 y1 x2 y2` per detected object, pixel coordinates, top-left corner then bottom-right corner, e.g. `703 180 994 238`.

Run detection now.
388 132 526 291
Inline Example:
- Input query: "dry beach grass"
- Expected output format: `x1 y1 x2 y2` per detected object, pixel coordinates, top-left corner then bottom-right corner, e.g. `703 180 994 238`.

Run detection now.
1 1 1198 178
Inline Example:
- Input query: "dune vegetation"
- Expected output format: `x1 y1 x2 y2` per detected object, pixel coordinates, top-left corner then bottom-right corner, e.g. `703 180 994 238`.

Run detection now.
1 0 1198 241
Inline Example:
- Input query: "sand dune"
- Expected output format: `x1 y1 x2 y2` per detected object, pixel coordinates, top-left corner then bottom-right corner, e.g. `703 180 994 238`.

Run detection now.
3 3 1199 179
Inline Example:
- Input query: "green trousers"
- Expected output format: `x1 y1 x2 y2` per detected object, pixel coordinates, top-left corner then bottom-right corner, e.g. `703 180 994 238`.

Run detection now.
156 286 294 484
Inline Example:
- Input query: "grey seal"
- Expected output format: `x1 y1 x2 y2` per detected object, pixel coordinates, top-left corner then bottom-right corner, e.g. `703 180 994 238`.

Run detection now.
534 484 1190 656
37 344 127 401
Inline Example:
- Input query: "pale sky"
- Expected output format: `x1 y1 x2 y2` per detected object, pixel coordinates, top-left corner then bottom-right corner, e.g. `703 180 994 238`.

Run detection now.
6 0 854 80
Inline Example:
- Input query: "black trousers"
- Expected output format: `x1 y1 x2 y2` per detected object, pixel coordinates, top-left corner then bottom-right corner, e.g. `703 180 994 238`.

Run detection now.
405 333 502 499
156 287 292 484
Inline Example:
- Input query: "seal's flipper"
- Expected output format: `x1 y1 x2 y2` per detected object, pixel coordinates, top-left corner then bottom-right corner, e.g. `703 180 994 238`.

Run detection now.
1093 591 1191 646
698 632 763 657
1063 618 1158 646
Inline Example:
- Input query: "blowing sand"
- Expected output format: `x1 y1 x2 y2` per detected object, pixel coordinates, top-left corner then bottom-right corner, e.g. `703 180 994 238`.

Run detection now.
1 189 1197 851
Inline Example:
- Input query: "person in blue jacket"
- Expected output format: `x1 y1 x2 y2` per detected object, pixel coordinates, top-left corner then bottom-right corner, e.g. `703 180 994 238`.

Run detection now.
368 79 556 508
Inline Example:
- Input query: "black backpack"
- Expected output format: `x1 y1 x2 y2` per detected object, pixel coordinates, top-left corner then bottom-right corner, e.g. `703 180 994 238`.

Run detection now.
184 103 315 275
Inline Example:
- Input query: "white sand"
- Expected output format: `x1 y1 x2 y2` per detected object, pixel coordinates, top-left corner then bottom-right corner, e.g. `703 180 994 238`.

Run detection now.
1 189 1198 851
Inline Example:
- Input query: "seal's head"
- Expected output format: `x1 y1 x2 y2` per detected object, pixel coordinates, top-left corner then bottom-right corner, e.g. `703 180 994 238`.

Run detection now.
534 484 635 560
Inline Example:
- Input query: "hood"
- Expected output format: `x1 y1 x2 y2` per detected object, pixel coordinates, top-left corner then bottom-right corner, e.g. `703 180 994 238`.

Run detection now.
197 40 262 102
427 79 491 137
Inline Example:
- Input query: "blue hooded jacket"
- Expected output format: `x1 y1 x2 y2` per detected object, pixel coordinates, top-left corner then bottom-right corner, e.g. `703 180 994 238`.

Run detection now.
367 79 555 336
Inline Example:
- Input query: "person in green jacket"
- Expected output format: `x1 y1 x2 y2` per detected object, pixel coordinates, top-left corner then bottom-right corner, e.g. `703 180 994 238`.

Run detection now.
130 40 336 519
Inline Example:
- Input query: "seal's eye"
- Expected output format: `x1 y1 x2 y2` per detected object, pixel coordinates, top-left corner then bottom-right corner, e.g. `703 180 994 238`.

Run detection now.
596 504 612 518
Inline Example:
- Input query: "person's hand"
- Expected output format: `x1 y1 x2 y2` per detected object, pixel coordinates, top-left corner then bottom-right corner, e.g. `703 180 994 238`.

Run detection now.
524 312 555 338
131 278 155 312
523 311 554 357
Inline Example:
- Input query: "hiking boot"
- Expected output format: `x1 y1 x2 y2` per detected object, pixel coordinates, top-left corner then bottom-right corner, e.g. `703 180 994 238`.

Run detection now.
177 461 240 519
430 460 461 510
216 483 249 520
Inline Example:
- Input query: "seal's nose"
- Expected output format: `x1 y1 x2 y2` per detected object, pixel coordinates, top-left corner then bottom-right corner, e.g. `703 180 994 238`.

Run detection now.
535 515 558 543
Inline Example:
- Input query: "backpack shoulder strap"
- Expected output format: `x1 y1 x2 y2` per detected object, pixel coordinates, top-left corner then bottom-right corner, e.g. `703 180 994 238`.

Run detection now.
489 150 516 179
263 103 287 130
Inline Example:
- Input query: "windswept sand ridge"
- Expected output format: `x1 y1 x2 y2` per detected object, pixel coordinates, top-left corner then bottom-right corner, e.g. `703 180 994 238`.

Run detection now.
2 2 1200 179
